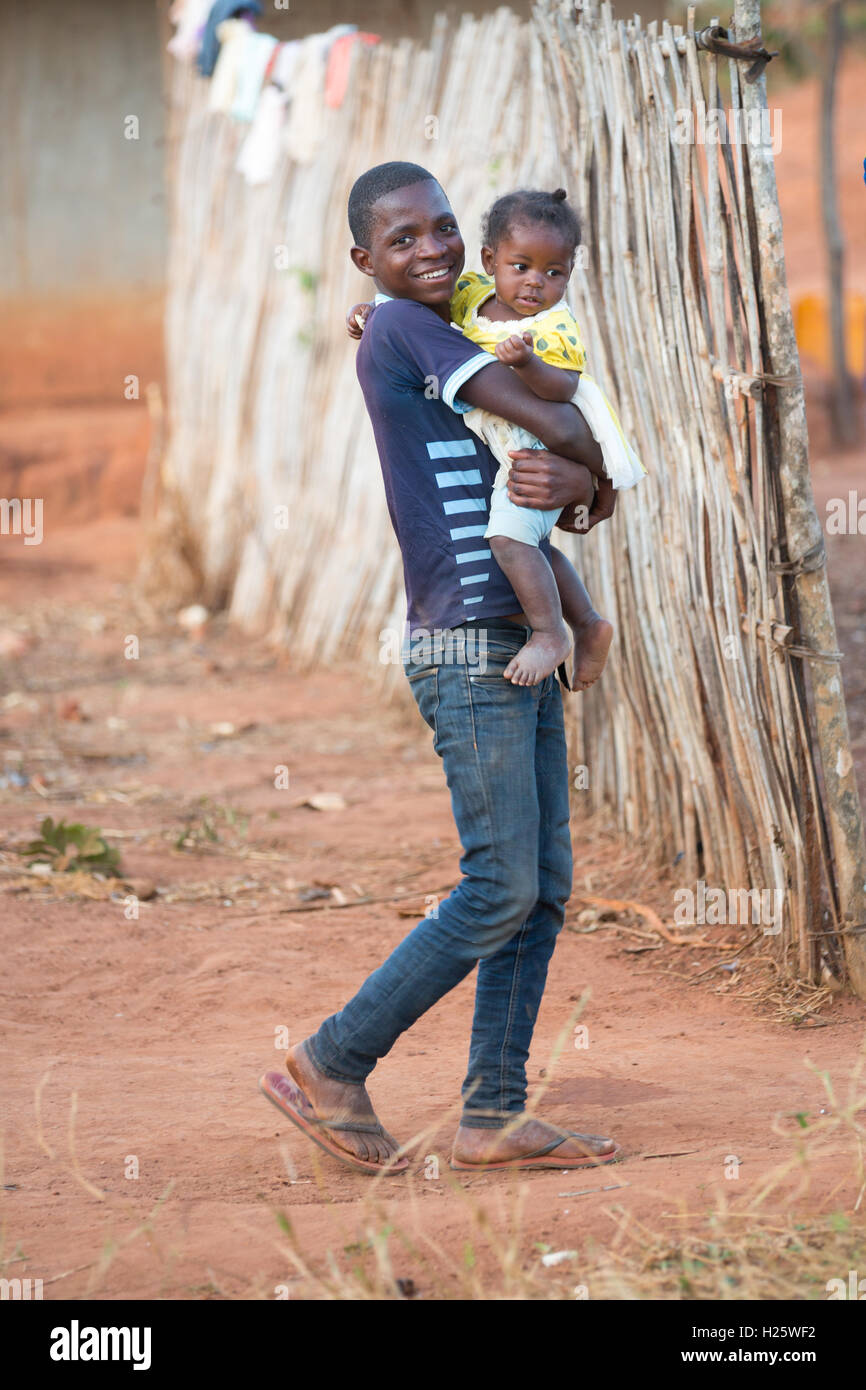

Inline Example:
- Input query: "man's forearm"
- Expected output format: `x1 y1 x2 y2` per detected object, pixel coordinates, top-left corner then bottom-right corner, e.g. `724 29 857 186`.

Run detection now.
458 363 603 473
539 402 603 474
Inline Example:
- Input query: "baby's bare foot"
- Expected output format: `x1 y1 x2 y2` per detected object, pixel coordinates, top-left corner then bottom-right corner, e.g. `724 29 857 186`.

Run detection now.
572 615 613 690
503 622 572 687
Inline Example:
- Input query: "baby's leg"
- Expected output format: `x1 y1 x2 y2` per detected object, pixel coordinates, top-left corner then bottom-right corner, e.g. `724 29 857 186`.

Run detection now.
474 415 610 686
548 546 613 691
484 481 570 686
488 535 572 686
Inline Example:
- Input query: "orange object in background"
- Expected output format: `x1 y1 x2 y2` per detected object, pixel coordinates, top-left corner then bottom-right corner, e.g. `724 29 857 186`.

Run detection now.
325 32 381 108
794 291 866 376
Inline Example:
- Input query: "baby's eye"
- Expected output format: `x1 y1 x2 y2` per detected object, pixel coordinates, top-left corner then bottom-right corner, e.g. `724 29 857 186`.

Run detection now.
513 262 527 272
546 269 564 278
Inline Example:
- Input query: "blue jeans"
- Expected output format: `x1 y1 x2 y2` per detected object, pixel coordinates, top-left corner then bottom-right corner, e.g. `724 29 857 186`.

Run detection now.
307 621 573 1128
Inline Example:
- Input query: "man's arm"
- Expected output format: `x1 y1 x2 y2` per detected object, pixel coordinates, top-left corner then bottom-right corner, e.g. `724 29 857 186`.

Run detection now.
458 360 603 474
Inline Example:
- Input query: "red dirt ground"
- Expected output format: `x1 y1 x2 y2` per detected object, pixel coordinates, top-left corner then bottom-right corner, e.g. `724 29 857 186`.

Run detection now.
0 453 864 1298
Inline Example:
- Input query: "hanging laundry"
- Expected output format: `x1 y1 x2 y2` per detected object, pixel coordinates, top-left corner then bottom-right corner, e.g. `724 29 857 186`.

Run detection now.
271 38 301 92
325 32 381 109
262 40 283 86
283 25 355 164
197 0 262 78
167 0 212 63
208 18 253 114
237 84 288 184
236 40 302 184
231 31 279 122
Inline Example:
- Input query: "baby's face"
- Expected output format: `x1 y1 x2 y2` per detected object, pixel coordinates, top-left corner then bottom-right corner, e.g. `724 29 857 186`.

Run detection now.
481 223 574 316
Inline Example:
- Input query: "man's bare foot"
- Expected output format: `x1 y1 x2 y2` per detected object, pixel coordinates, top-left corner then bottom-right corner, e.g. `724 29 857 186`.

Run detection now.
285 1040 405 1169
503 620 572 687
571 614 613 691
451 1117 618 1170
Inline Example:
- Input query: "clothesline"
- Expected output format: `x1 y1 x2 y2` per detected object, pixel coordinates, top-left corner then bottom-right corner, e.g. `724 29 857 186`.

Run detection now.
167 0 380 185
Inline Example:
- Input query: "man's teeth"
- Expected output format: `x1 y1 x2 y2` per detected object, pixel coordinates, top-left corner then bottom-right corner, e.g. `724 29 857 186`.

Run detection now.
419 269 450 280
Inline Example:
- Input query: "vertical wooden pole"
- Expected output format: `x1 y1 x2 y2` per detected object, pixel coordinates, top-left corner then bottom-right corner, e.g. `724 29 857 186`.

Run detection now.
733 0 866 996
821 0 856 446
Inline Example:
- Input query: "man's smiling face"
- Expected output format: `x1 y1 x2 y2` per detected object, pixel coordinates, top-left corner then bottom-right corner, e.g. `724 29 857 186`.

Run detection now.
351 180 465 317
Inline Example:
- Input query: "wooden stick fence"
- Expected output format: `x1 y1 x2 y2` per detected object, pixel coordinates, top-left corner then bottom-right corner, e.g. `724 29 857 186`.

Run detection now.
146 1 866 993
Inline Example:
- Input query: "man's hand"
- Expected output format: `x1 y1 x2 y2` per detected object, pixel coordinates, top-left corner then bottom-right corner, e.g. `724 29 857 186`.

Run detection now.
494 332 535 368
346 302 373 340
587 476 616 530
506 448 595 513
555 501 587 534
557 477 617 533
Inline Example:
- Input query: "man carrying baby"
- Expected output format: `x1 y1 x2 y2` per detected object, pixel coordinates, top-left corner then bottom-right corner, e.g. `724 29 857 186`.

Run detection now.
259 162 620 1174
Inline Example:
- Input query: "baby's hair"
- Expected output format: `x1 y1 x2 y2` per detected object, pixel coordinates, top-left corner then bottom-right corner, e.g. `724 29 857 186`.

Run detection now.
482 187 581 253
348 161 439 249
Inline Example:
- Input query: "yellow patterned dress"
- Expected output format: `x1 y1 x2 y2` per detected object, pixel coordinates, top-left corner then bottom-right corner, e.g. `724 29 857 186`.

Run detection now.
450 271 645 546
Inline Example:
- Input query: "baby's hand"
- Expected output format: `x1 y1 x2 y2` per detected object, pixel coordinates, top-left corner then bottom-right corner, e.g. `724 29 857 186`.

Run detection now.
495 332 535 368
346 302 373 339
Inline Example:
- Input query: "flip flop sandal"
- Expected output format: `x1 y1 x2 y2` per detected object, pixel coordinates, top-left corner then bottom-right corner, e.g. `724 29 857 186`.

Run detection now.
450 1129 621 1172
259 1071 409 1176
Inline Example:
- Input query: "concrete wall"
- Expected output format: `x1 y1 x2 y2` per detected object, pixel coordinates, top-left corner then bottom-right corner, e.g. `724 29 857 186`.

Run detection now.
0 0 167 405
0 0 167 296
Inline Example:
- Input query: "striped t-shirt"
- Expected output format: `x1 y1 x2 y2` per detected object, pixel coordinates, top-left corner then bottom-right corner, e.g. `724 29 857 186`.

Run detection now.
356 295 551 637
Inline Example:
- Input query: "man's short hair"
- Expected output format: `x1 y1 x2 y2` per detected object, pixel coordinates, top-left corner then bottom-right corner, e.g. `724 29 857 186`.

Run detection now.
348 162 438 248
